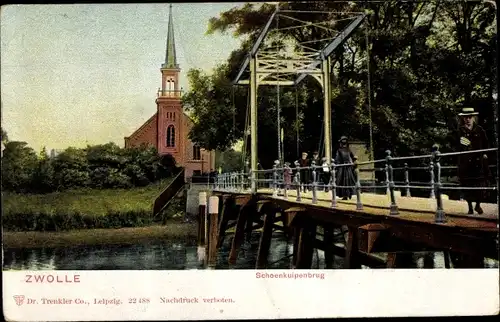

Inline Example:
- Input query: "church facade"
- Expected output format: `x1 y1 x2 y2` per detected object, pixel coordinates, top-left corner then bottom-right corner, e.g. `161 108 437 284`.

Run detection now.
124 5 215 179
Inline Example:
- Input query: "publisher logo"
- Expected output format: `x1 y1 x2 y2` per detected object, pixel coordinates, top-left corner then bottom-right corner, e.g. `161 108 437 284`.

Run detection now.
13 295 25 306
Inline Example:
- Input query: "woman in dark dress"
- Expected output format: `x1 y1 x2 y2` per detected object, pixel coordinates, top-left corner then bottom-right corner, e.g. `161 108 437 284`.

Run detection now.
456 107 491 214
335 136 357 200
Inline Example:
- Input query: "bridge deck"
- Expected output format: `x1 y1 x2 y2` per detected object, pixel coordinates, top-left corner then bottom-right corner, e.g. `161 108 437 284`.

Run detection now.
213 188 498 231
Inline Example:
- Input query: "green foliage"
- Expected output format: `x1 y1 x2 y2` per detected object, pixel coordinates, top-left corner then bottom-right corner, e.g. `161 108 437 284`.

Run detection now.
1 140 180 193
1 141 38 192
185 1 497 168
215 149 244 172
2 179 185 231
1 127 9 144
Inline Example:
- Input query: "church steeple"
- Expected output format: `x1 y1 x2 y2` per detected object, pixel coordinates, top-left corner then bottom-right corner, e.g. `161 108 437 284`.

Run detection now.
163 4 178 69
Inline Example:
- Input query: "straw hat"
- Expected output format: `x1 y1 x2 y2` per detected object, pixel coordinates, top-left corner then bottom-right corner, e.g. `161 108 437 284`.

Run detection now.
458 107 479 116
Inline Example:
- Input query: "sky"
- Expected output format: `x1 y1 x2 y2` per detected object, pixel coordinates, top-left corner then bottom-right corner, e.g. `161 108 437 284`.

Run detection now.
1 3 248 152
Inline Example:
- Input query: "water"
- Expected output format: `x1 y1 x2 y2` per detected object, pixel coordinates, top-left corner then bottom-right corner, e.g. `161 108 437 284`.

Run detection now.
3 232 498 270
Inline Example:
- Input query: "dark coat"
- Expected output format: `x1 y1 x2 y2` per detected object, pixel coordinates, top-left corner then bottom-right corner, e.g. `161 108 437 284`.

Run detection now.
298 158 310 185
310 156 321 182
457 124 490 201
335 147 356 198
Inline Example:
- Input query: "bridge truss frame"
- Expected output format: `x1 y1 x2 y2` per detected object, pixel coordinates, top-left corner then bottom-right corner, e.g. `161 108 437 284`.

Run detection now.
232 7 366 193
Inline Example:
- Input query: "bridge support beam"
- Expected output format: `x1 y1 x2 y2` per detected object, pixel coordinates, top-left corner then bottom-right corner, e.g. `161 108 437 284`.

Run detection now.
216 196 235 248
256 205 278 269
322 57 332 166
295 222 317 269
250 56 258 194
344 227 362 269
323 224 334 269
228 198 257 265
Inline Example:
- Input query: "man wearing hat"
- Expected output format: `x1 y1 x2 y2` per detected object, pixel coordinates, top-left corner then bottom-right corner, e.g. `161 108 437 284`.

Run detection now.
457 107 491 214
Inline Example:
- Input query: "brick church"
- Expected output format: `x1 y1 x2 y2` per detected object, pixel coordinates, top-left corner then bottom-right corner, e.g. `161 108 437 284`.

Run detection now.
124 5 215 179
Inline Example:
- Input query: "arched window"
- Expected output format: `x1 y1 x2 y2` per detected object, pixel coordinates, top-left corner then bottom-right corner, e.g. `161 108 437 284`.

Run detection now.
166 125 175 147
193 145 201 160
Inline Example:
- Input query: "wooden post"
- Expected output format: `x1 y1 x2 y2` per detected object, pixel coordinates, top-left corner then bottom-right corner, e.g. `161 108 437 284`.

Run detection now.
323 224 334 269
344 227 361 269
443 251 451 269
208 196 219 268
217 196 233 248
423 252 434 268
245 209 255 243
198 192 207 246
255 209 277 269
197 192 207 263
291 227 300 268
228 204 250 265
296 222 317 269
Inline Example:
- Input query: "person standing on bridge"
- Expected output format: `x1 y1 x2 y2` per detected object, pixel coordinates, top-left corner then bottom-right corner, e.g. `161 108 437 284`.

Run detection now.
335 136 357 200
457 107 491 215
299 152 310 192
321 157 331 192
311 151 322 189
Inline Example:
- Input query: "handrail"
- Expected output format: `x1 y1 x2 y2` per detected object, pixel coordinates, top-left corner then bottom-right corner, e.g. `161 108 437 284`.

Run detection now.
152 168 185 217
212 147 499 224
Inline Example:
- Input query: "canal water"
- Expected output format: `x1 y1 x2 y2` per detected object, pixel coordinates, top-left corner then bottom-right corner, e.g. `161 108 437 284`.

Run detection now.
3 232 498 270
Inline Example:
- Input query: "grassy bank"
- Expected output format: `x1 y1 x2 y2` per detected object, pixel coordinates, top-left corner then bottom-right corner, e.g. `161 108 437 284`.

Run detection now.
2 179 186 232
2 221 197 248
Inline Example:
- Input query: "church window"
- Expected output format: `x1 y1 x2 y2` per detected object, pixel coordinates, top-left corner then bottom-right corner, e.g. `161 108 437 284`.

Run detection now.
166 125 175 147
193 145 201 160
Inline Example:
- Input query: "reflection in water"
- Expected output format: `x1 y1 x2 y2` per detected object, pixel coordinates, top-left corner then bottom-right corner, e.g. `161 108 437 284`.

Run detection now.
2 232 498 270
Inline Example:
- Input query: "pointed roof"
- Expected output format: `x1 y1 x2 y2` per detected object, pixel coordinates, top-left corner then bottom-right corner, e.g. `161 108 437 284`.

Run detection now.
162 4 179 69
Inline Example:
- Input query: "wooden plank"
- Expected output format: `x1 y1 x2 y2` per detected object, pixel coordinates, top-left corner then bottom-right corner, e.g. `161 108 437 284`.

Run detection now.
261 196 497 258
260 189 498 219
284 207 307 213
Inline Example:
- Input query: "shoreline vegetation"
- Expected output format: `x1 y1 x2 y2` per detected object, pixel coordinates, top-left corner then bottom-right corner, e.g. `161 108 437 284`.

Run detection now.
3 222 197 249
2 179 182 231
2 179 195 247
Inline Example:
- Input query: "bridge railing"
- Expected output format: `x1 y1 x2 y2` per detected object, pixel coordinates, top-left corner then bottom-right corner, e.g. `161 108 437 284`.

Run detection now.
213 146 498 224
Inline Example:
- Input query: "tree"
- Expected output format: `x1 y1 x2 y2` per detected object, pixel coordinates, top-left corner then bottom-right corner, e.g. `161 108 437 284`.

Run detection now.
32 146 55 193
52 147 91 189
215 149 244 172
183 0 496 169
1 127 8 145
1 141 38 192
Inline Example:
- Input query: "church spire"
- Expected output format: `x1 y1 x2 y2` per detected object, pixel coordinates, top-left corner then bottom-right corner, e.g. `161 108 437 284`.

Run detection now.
163 4 178 69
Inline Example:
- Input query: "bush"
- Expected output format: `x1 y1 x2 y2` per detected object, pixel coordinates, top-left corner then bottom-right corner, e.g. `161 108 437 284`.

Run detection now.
1 141 180 193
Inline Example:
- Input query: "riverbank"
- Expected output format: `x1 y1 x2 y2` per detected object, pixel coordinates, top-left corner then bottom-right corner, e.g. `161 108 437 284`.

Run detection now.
2 179 187 232
2 221 197 248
